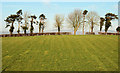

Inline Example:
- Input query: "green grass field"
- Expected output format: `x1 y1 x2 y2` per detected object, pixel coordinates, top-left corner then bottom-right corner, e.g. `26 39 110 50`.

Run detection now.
2 35 118 71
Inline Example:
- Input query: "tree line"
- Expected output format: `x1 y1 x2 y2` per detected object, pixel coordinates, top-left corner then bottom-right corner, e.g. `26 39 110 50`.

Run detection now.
4 9 119 35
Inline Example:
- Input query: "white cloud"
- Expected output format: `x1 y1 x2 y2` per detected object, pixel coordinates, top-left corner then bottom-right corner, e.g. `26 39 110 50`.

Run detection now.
42 0 51 6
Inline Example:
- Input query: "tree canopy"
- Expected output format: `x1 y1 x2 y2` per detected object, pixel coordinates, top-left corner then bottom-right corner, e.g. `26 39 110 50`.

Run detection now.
105 13 118 32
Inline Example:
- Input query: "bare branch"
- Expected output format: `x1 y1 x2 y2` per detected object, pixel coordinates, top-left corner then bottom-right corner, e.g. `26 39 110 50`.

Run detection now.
54 14 64 27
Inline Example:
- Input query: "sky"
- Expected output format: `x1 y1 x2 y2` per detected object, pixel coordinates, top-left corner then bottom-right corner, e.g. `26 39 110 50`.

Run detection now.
0 0 120 2
0 2 119 34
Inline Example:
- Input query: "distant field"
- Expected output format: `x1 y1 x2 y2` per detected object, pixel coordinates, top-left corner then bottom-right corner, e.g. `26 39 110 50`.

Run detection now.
2 35 118 71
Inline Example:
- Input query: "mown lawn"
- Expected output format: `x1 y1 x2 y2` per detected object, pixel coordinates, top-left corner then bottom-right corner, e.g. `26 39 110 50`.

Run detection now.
2 35 118 71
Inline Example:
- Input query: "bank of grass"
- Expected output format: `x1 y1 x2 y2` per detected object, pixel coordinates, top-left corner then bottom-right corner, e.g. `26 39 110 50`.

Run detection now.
2 35 118 71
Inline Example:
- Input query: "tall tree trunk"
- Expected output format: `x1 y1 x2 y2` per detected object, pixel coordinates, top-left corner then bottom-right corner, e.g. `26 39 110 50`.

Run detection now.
100 28 101 32
75 23 81 35
10 22 14 36
39 23 41 33
89 26 90 32
30 19 33 34
74 28 76 35
18 22 20 35
17 29 20 34
83 15 85 35
30 30 33 34
91 21 94 33
10 32 12 36
41 25 44 33
105 30 107 35
24 29 26 35
83 24 84 35
100 25 102 32
58 26 60 35
42 28 43 33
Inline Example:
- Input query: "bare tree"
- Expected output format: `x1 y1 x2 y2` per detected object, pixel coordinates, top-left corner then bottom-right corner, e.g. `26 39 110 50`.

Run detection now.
54 14 64 34
86 11 100 33
67 9 83 35
21 11 29 35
